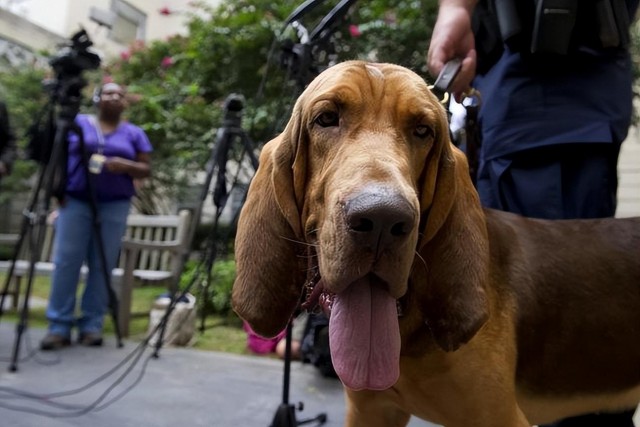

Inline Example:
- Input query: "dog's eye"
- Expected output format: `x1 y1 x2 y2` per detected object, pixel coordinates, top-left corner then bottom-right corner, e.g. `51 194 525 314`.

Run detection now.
414 124 433 139
315 111 339 127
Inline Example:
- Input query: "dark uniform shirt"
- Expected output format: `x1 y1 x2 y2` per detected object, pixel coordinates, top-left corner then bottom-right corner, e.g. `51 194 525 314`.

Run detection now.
473 0 639 219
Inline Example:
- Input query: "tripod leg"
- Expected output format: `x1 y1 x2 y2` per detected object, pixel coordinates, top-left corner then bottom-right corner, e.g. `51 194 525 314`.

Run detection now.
151 149 223 357
70 125 124 348
298 414 327 426
88 213 124 348
0 163 49 318
2 117 64 370
270 403 299 427
269 403 327 427
8 215 49 371
8 271 37 372
0 232 26 317
269 321 327 427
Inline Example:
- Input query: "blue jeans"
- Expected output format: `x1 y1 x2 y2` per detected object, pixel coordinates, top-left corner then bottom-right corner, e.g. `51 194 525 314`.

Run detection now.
45 197 130 337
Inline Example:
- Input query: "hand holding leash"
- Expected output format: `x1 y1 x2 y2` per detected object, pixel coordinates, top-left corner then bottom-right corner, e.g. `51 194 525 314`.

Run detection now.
431 59 481 106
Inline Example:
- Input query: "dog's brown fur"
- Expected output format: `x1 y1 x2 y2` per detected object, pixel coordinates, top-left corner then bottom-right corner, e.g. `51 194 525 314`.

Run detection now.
232 61 640 427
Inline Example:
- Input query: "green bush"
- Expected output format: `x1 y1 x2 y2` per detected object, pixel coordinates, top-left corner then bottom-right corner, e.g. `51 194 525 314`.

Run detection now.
209 258 236 315
180 257 236 319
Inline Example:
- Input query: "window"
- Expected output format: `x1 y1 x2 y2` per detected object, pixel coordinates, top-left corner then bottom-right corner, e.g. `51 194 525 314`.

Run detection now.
109 0 146 45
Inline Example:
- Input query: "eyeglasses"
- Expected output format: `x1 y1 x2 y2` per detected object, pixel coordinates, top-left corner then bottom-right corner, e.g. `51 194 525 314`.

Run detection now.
101 92 123 100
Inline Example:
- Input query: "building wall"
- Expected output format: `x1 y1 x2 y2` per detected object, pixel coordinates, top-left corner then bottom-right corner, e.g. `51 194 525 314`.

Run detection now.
0 0 221 61
617 126 640 218
140 0 199 40
8 0 72 36
0 6 64 55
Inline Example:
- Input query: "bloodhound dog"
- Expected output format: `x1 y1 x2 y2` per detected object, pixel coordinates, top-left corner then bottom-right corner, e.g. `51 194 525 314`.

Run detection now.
232 61 640 427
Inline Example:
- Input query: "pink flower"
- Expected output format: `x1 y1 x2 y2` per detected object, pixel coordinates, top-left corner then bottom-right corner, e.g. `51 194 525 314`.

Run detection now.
161 56 174 69
120 50 131 61
349 24 361 38
159 6 172 16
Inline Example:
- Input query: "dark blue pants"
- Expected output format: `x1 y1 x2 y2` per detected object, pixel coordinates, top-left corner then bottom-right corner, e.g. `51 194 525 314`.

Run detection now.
477 143 620 220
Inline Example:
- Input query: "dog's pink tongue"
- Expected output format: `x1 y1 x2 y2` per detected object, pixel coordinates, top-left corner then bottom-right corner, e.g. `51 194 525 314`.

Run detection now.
328 277 400 391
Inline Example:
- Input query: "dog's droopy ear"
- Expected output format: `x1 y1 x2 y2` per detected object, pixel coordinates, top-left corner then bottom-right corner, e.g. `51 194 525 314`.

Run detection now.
232 116 308 338
417 120 490 352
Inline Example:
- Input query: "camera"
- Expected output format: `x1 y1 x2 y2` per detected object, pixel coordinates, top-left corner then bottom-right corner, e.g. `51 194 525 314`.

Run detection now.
49 28 101 79
221 93 245 128
26 29 101 164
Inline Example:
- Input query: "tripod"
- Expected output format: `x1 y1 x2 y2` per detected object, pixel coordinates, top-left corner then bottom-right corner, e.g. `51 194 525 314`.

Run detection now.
0 30 122 371
0 48 123 370
0 101 68 370
150 94 259 357
269 320 327 427
267 1 360 424
194 94 258 333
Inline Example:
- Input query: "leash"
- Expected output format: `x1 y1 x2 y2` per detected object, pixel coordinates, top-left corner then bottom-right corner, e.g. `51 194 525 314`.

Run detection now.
429 59 483 186
464 98 481 186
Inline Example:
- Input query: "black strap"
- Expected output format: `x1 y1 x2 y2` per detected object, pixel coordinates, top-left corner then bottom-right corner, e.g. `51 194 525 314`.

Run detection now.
464 104 481 187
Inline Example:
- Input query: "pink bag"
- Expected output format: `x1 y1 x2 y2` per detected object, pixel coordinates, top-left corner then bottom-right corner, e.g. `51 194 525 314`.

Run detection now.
243 321 286 354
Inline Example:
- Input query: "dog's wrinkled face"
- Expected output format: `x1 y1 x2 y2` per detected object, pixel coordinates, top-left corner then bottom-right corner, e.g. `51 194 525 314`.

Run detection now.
233 61 483 393
299 63 443 390
303 63 440 297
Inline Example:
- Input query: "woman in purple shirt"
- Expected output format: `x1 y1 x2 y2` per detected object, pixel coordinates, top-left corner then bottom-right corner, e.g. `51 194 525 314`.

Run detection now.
41 82 152 350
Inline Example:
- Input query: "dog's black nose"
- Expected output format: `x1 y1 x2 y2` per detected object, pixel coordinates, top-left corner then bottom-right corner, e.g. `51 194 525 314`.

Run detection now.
344 186 415 252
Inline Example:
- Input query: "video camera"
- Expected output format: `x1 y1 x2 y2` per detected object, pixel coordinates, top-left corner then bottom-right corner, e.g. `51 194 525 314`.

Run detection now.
26 29 101 165
221 94 245 129
49 28 101 79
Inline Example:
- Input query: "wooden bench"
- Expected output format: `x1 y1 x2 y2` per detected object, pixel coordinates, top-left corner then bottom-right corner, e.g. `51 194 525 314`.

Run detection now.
118 210 192 336
0 209 192 337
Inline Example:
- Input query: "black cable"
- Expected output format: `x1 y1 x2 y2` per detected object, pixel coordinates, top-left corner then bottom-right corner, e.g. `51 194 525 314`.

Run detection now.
0 306 185 417
0 343 150 417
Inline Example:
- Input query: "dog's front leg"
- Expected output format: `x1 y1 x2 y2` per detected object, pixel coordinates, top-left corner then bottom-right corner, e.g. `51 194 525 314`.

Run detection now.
344 388 411 427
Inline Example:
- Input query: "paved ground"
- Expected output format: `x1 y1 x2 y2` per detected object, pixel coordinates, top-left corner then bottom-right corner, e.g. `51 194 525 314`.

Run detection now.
0 322 438 427
0 320 637 427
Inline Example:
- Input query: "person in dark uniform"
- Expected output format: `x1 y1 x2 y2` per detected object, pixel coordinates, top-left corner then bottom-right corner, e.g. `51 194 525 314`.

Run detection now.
428 1 638 426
